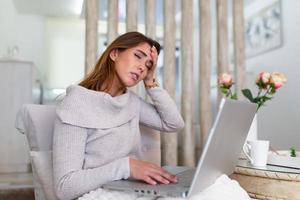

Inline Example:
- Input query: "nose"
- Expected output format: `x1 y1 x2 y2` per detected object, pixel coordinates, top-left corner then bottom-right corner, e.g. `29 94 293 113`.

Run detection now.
138 64 146 73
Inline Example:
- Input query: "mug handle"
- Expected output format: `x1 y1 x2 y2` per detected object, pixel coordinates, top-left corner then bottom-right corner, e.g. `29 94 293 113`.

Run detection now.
243 143 253 164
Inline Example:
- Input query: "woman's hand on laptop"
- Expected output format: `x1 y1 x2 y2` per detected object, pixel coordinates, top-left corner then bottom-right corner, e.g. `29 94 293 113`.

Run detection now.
129 158 178 185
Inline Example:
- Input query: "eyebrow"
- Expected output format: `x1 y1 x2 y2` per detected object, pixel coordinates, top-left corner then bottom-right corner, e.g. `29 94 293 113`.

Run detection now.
136 49 148 57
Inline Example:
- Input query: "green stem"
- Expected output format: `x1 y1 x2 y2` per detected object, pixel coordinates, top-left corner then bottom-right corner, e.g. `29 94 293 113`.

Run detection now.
257 86 272 110
257 88 262 97
262 86 272 97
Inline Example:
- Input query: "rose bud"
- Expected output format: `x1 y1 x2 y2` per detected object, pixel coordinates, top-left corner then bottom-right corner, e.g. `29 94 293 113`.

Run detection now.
256 72 271 89
218 73 233 88
257 72 271 84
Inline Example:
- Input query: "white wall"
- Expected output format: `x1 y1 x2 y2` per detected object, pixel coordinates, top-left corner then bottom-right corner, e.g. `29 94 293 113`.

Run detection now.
0 0 16 57
45 18 85 89
0 0 45 80
246 1 300 149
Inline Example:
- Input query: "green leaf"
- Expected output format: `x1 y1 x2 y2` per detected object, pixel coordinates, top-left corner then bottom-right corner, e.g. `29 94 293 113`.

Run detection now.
290 147 297 157
242 89 254 103
253 97 260 104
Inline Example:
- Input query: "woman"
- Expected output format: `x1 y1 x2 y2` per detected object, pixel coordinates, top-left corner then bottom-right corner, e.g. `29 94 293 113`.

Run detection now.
53 32 185 200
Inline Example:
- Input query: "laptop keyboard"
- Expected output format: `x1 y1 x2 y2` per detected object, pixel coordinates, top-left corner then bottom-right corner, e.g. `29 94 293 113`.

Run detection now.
176 169 195 187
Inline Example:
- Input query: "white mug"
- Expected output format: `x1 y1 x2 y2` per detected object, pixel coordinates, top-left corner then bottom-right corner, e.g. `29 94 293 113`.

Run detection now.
243 140 269 167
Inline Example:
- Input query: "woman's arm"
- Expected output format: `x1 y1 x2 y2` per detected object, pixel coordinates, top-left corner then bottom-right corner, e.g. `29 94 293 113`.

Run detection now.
140 46 184 132
52 120 130 200
139 87 184 132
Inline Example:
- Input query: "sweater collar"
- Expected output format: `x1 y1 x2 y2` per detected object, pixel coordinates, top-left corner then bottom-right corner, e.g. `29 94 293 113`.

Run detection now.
56 85 139 129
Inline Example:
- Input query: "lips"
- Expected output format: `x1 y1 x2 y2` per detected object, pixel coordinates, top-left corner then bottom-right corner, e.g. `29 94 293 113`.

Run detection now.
130 72 140 81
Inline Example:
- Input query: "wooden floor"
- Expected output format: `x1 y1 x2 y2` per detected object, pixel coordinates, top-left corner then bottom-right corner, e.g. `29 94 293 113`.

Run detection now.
0 172 34 200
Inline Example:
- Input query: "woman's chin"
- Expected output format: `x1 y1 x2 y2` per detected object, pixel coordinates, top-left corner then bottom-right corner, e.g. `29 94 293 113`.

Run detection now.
124 79 140 87
127 83 138 87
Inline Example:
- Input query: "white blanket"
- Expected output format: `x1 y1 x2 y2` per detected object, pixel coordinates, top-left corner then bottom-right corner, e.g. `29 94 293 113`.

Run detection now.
78 175 250 200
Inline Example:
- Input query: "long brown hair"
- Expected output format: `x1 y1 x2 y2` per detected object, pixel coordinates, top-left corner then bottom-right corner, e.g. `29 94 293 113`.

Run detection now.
79 32 161 92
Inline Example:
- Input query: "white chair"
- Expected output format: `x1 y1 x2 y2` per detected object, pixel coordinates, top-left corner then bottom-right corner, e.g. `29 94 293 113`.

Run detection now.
16 104 161 200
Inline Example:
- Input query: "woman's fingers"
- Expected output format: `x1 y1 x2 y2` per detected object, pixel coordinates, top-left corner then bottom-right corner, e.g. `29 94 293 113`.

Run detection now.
129 158 177 185
147 166 178 184
143 176 157 185
160 171 178 183
148 173 170 184
154 166 177 182
150 46 158 64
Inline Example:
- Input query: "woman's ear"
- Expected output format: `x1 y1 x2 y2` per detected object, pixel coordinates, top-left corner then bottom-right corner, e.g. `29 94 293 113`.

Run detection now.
109 49 119 61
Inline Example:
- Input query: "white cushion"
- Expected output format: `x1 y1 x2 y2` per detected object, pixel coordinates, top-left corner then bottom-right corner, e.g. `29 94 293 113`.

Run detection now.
16 104 56 151
30 151 58 200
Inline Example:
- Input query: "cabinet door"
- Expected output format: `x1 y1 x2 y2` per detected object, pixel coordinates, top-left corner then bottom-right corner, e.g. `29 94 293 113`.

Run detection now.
0 61 32 172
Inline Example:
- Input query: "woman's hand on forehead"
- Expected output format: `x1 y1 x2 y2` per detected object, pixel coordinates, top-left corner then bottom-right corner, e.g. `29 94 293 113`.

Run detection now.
150 46 158 64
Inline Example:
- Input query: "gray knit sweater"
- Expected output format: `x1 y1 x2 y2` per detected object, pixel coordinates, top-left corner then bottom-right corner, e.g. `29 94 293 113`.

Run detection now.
53 85 184 200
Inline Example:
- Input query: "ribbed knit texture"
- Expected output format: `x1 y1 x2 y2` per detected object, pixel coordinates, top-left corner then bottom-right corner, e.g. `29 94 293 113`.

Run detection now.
53 85 184 200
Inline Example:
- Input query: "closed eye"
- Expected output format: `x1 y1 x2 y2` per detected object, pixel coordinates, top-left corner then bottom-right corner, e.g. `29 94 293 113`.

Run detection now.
134 53 142 59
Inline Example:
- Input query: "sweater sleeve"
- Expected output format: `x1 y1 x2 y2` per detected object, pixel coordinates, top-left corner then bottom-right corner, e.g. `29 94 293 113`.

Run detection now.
53 119 130 200
139 87 185 132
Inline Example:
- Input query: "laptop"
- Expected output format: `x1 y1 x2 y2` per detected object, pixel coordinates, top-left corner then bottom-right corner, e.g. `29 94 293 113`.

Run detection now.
102 98 257 198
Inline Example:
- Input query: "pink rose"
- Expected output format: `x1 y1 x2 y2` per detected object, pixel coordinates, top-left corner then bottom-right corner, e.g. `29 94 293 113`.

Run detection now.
270 72 287 89
218 73 233 88
256 72 271 85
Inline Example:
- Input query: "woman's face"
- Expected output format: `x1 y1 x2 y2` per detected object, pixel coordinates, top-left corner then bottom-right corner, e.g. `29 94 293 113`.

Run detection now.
110 42 154 88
